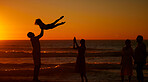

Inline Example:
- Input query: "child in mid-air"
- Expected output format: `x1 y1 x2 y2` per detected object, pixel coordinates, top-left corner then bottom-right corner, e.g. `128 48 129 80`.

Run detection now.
35 16 65 30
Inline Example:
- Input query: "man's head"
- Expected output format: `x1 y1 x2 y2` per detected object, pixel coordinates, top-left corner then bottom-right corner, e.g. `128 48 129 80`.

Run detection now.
27 32 35 38
136 35 143 43
35 19 42 25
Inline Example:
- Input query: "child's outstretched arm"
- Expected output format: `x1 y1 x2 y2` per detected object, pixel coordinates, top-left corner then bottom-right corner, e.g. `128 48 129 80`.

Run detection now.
36 28 44 39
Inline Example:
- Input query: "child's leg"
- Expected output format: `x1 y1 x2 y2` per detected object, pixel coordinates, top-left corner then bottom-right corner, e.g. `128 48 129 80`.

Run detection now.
54 22 65 27
43 22 65 30
52 16 64 24
44 21 65 30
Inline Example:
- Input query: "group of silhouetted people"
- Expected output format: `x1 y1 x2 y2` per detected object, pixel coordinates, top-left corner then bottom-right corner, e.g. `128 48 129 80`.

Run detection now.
27 16 147 82
121 35 147 82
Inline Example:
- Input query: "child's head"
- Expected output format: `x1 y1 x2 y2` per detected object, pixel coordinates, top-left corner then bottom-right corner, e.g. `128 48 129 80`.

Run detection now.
35 19 42 25
136 35 143 43
125 39 131 47
80 39 85 46
27 32 35 38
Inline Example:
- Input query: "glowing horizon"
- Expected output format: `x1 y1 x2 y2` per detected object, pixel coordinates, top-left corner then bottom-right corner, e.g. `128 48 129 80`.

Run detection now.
0 0 148 40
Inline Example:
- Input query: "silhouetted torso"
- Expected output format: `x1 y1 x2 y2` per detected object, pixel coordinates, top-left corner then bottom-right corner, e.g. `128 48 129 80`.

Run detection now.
39 23 55 30
38 23 46 30
121 47 133 65
121 47 133 75
76 46 86 73
78 46 86 57
30 37 41 65
134 43 147 64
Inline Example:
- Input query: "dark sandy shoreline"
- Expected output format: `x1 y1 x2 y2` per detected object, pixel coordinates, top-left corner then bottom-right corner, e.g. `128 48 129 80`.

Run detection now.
0 63 148 82
0 49 147 82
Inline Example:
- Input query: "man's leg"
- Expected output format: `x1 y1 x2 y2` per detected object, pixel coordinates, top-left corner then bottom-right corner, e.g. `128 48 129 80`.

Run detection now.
128 75 131 82
136 64 141 82
33 65 40 81
139 64 144 82
121 75 124 82
33 65 38 80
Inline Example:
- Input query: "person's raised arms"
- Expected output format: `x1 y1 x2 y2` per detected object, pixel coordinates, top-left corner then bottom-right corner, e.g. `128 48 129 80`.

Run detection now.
36 28 44 39
74 38 79 48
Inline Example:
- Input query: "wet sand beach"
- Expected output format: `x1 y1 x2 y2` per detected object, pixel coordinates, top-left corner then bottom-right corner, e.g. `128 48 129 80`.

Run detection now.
0 63 148 82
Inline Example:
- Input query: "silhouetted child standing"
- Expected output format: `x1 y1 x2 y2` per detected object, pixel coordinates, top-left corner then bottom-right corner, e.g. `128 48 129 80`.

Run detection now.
27 28 44 81
121 39 133 82
35 16 65 30
74 38 88 82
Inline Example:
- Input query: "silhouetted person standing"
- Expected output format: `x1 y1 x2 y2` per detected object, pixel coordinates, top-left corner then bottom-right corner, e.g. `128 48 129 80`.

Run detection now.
73 37 76 49
74 38 88 82
134 35 147 82
121 39 133 82
35 16 65 30
27 28 44 81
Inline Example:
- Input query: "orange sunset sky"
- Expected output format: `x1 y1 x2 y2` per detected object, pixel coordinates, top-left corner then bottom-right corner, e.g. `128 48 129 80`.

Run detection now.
0 0 148 40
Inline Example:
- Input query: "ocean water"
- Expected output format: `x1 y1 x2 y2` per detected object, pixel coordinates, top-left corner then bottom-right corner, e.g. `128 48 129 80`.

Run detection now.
0 40 147 65
1 40 147 52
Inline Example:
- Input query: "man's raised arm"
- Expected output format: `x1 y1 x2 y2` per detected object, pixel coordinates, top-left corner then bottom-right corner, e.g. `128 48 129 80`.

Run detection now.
36 29 44 39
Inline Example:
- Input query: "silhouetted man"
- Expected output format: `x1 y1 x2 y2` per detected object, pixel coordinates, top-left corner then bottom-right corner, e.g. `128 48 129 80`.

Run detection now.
27 28 44 81
134 35 147 82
